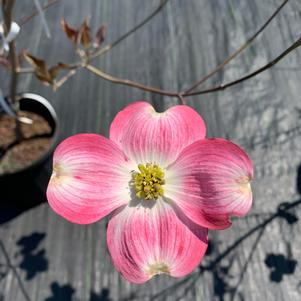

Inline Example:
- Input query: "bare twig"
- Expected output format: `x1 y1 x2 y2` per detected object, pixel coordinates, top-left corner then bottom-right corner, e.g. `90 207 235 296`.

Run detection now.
83 35 301 99
16 67 35 73
85 63 178 97
49 0 169 90
2 0 17 105
7 42 18 105
2 0 23 140
19 0 299 101
19 0 60 26
90 0 170 61
177 93 186 105
54 68 77 90
184 36 301 97
184 0 290 94
32 0 51 38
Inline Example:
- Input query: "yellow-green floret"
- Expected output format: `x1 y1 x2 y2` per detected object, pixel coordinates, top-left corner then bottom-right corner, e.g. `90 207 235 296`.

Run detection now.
132 163 165 200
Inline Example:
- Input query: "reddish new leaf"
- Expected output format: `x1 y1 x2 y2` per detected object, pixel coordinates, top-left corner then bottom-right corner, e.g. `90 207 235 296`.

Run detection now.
61 19 79 44
78 19 91 48
24 52 52 84
24 52 70 85
94 24 107 48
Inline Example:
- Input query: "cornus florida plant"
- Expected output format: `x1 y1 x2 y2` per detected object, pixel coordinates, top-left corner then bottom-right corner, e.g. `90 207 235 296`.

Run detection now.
46 102 253 284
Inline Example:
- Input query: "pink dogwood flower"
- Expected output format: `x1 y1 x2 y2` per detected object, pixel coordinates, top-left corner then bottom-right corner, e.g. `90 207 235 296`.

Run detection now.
47 102 253 284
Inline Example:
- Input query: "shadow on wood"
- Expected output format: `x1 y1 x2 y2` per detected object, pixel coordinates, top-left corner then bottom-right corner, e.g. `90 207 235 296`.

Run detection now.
16 232 48 281
0 176 47 224
44 282 76 301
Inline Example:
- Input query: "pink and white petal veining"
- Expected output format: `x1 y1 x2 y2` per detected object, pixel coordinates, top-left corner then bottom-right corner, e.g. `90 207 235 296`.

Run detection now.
109 101 206 167
165 138 253 230
107 199 208 284
47 133 134 224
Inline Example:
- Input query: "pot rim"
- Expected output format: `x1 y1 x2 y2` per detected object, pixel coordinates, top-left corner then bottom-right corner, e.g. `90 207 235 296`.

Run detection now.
0 93 59 178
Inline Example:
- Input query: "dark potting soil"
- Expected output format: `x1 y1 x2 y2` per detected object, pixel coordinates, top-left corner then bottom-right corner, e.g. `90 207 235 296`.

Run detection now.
0 111 52 175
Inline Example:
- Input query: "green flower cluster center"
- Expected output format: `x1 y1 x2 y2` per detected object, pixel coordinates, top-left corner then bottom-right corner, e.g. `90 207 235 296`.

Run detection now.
132 163 165 200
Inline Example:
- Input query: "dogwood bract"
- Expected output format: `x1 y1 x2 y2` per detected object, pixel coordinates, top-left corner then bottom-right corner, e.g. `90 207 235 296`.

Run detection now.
47 102 253 283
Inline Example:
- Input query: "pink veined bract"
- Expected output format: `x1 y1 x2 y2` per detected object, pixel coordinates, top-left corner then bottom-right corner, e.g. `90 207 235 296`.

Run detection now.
47 101 253 284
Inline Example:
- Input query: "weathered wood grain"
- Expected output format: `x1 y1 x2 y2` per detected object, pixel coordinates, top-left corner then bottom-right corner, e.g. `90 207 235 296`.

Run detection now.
1 0 301 300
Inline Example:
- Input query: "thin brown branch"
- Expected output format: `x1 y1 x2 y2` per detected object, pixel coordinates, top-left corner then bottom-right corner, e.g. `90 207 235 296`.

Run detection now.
83 0 297 100
19 0 60 26
54 68 77 90
2 0 22 140
85 64 178 97
22 0 296 101
50 0 169 89
8 41 18 104
16 67 35 74
84 35 301 99
183 36 301 97
90 0 170 61
184 0 290 94
2 0 18 104
177 93 186 105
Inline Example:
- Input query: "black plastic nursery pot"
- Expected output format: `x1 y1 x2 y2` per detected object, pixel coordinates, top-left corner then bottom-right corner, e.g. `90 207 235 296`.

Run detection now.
0 93 59 208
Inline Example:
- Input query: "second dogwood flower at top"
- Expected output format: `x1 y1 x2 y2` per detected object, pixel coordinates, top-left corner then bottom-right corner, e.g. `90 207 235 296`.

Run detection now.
47 101 253 283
